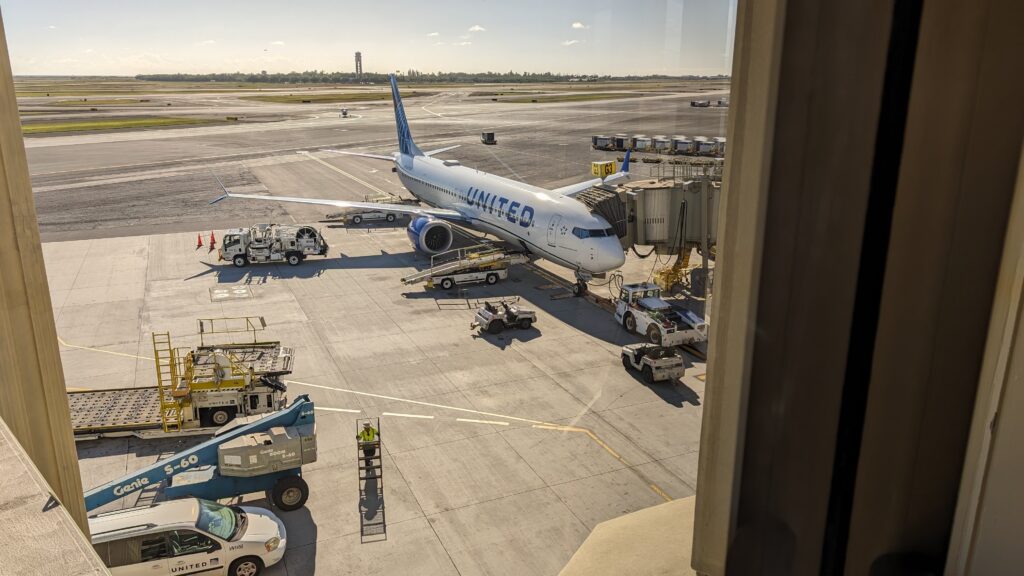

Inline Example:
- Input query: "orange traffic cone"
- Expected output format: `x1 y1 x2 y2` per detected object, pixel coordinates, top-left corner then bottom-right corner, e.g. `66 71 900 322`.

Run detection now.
196 233 203 249
209 231 217 252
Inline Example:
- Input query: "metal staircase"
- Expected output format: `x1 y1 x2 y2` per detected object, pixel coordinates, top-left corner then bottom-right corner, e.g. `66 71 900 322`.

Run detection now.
357 417 387 542
151 332 184 433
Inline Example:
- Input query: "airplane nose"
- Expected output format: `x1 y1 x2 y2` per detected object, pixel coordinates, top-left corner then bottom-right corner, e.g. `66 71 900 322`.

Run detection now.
600 238 626 272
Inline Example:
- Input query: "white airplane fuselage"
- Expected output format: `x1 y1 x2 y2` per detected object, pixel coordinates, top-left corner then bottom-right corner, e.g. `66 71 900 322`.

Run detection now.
395 153 625 275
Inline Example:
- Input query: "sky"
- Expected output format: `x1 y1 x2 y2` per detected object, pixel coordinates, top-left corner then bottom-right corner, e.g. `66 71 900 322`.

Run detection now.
0 0 736 77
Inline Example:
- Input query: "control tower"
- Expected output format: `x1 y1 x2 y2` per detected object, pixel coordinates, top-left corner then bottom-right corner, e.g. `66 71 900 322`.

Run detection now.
355 51 362 76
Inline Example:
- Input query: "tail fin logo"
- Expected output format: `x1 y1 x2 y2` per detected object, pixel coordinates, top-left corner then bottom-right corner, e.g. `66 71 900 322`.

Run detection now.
389 75 419 156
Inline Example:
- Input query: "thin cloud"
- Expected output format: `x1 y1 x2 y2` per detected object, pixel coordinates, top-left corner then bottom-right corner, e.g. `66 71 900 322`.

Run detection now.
270 40 285 45
571 22 589 29
427 32 439 37
196 39 216 46
468 25 486 32
433 41 446 46
561 39 581 46
84 48 94 54
47 25 57 30
454 41 473 46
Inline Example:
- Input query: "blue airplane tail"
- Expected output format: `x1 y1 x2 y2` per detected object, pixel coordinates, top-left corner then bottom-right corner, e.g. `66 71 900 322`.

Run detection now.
622 150 631 173
389 74 422 156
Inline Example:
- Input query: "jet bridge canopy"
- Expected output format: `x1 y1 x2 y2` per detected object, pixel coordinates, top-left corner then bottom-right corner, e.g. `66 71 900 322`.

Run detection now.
572 186 628 238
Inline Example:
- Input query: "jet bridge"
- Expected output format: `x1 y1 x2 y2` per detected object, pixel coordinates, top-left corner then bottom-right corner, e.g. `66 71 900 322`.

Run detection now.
574 157 721 295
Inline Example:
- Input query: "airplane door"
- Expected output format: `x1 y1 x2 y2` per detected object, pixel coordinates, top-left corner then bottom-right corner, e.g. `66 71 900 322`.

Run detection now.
547 215 562 248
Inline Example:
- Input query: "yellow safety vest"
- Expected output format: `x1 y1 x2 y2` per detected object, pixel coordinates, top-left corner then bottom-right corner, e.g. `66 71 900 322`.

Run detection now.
358 428 377 442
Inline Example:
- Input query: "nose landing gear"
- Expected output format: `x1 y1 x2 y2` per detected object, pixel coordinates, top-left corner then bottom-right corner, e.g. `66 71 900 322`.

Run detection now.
572 272 591 297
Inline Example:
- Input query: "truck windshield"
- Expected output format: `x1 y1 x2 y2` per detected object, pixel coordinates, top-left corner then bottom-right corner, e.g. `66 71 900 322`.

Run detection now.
196 499 244 541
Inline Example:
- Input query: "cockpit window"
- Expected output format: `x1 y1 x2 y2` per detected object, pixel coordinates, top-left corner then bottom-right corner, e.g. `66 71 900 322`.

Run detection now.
572 227 611 239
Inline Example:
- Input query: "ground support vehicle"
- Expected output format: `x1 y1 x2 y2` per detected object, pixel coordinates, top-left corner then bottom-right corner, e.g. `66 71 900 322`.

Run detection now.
68 317 293 440
621 343 685 383
471 299 537 334
402 244 529 290
344 194 419 225
84 394 317 514
90 497 286 576
219 223 328 267
614 282 708 346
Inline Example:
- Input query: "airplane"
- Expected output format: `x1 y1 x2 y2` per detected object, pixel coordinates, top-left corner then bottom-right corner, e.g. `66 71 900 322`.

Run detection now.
213 74 628 296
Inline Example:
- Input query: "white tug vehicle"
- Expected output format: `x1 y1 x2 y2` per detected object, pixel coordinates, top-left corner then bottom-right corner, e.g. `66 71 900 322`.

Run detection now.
219 223 329 267
471 299 537 334
614 282 708 346
621 343 686 383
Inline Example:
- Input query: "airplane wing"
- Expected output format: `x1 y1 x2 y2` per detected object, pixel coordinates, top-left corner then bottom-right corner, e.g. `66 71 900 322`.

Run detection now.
321 148 395 161
552 150 632 197
552 178 604 197
423 145 461 157
211 192 470 224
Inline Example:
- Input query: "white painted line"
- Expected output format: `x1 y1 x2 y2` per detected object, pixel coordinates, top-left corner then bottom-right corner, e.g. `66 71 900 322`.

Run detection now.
456 418 510 426
314 407 362 413
286 379 546 425
381 412 434 419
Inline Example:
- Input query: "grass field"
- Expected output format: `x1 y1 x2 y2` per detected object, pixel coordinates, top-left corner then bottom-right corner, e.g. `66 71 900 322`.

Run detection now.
501 92 650 103
21 116 219 135
50 98 154 106
240 91 436 104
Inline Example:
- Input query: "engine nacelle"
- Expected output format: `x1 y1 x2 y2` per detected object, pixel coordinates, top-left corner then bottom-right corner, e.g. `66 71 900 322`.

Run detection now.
407 216 454 254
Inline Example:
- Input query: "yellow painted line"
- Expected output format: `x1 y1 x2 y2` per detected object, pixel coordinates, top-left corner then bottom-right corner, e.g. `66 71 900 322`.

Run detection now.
66 387 91 392
695 373 707 382
532 423 623 461
56 335 150 360
299 151 388 195
456 418 510 426
649 484 673 502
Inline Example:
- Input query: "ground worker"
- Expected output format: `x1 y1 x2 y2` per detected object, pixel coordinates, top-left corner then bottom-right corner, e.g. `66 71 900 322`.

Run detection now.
357 421 379 465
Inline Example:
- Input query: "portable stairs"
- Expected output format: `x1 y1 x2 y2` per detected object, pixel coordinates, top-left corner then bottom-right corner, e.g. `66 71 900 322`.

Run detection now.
401 244 528 285
152 332 184 433
357 417 387 542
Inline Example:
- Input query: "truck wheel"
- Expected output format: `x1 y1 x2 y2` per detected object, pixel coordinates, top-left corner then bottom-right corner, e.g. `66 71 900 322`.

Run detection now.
486 273 498 285
517 318 532 330
201 407 236 427
233 255 247 268
622 355 633 370
271 475 309 511
440 278 454 290
642 365 655 384
210 408 232 426
623 313 637 333
646 325 663 346
352 215 362 225
229 556 264 576
287 253 301 266
386 213 396 223
487 321 503 335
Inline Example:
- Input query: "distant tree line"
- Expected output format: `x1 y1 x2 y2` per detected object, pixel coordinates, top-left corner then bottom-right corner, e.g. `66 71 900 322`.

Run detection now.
134 70 729 84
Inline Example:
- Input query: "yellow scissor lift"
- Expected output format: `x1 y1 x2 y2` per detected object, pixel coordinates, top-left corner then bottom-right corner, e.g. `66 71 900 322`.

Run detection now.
69 316 294 440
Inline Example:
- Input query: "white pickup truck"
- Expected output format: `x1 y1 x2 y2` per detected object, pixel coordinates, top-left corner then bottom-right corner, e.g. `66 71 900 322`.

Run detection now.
614 282 708 346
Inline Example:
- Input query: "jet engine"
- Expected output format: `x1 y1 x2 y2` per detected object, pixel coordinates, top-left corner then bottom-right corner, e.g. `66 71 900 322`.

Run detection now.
407 216 454 254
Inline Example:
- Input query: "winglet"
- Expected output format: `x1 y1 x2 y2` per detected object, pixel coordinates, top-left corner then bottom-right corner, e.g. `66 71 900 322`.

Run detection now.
622 150 631 173
209 170 232 205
